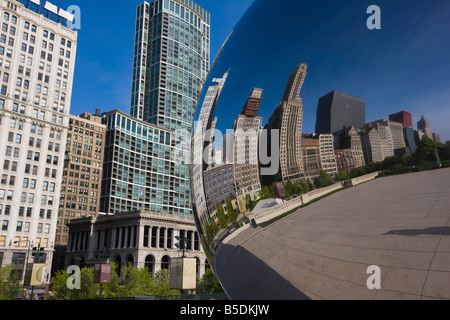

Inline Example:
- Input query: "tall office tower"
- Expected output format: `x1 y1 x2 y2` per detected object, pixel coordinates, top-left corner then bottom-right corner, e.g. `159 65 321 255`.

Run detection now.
360 127 383 164
417 115 433 139
130 0 210 133
101 110 192 217
319 134 338 177
232 89 263 197
315 90 366 135
389 111 413 129
265 64 307 185
0 1 77 283
52 112 105 273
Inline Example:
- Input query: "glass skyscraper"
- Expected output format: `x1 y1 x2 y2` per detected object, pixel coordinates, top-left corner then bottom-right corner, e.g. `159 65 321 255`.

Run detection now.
101 0 210 218
130 0 210 133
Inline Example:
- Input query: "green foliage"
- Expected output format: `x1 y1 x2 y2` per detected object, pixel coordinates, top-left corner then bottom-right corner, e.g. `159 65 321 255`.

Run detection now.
260 185 275 200
216 203 228 229
48 267 99 300
414 136 439 163
225 198 238 223
335 168 350 182
196 269 225 294
314 171 334 189
49 264 180 300
0 264 23 300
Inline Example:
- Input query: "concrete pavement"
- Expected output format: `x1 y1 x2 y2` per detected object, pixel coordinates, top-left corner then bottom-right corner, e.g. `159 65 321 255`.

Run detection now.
215 168 450 300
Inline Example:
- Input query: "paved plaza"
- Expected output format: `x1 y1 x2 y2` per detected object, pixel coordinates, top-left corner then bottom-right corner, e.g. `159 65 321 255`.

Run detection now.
215 168 450 299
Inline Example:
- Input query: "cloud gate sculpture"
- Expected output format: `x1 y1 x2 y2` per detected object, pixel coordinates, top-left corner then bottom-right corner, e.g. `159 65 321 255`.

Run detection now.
190 0 450 300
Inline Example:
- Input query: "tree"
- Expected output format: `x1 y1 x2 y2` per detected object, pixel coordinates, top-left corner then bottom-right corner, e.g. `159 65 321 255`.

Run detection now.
48 267 99 300
414 136 439 163
260 185 274 200
314 171 334 189
225 198 237 223
216 203 228 229
0 264 22 300
335 168 350 182
283 180 294 198
196 269 225 294
153 269 180 296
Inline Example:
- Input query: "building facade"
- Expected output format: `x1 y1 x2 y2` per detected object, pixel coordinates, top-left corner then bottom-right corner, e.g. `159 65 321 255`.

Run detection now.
389 111 413 129
51 112 105 274
66 211 208 278
232 89 263 197
100 110 192 218
333 126 365 168
318 134 338 177
301 136 321 179
417 115 433 140
360 127 383 164
334 149 356 172
265 64 307 184
0 0 77 282
315 90 366 135
203 164 236 216
130 0 210 133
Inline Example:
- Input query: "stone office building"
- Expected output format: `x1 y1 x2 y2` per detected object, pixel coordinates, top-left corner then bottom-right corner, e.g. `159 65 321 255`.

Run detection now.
66 210 209 278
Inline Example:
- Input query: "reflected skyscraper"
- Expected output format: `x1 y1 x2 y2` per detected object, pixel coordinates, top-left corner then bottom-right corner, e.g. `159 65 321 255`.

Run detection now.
265 64 307 184
315 90 366 135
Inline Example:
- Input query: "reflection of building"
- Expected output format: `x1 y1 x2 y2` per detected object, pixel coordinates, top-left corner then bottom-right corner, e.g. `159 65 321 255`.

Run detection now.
333 126 365 168
0 1 77 283
368 120 407 157
101 110 192 217
360 127 383 164
319 134 338 177
315 90 366 135
433 133 440 143
191 73 228 230
417 116 433 140
52 112 105 274
404 127 417 154
301 136 321 179
366 120 394 160
265 64 308 184
334 149 356 172
232 89 263 197
130 0 210 132
66 211 207 278
300 134 338 179
389 111 413 129
203 164 236 215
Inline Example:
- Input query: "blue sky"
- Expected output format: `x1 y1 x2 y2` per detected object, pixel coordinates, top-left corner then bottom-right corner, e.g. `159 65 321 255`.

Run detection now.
56 0 253 117
202 0 450 142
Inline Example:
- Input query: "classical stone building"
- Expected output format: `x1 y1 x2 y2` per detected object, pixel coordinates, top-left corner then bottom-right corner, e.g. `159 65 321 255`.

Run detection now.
66 211 208 278
0 0 77 283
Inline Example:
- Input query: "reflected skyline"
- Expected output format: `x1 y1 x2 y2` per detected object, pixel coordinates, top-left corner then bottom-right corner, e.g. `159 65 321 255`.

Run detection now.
196 0 450 142
191 0 450 299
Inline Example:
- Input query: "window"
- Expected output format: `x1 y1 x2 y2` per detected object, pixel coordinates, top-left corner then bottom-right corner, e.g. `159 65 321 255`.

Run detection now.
2 220 8 231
